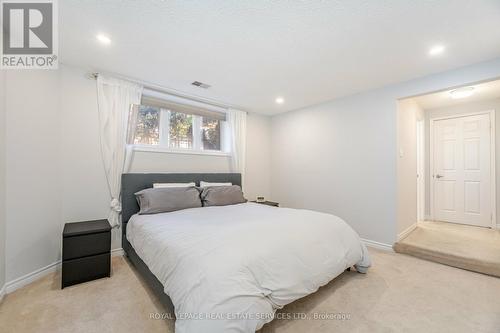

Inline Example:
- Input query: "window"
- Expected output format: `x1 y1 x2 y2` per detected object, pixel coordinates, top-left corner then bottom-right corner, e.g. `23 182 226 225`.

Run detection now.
169 111 193 149
131 100 226 154
201 117 221 150
134 105 160 145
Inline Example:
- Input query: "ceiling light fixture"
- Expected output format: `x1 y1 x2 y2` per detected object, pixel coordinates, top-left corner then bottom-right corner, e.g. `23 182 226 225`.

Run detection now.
275 97 284 104
449 87 475 99
429 45 445 56
96 34 111 45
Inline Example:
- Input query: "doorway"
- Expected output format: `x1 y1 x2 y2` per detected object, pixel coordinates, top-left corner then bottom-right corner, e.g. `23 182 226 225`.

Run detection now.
395 79 500 275
397 78 500 237
430 111 495 228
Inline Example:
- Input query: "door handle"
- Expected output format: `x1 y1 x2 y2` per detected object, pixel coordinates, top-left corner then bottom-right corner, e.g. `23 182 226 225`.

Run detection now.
435 174 444 179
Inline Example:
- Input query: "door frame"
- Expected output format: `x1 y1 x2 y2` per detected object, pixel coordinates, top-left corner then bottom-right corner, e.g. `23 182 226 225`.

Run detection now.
416 119 425 222
429 109 496 228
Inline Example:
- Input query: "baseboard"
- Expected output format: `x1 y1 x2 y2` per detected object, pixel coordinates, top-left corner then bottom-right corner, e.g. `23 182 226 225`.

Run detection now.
361 238 394 252
5 248 124 295
111 247 124 256
5 260 61 294
0 284 6 303
497 224 500 230
397 223 417 241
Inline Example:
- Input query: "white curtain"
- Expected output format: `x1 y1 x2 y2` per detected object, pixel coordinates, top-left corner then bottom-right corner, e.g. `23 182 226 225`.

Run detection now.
227 109 247 186
96 75 143 228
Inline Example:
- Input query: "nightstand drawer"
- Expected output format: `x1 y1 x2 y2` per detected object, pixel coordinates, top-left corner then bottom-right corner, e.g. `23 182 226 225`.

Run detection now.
62 253 110 288
63 231 111 260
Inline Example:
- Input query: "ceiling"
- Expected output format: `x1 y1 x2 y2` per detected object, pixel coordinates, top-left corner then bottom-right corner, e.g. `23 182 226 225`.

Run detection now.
60 1 500 115
412 79 500 110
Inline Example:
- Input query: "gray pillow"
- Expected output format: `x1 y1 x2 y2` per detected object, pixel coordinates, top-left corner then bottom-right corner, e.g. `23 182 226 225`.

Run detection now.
135 187 202 215
200 185 247 207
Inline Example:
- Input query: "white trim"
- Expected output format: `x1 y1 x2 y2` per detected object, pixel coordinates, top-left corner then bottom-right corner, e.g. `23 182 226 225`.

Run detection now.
0 284 5 303
5 261 61 294
111 248 124 256
397 222 418 241
360 238 394 252
132 145 230 157
430 115 435 220
192 115 202 151
429 110 496 228
491 110 497 229
496 224 500 230
159 109 170 146
416 120 425 221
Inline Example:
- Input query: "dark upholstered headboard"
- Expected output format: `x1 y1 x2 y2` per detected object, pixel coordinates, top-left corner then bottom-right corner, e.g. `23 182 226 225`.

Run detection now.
121 173 242 224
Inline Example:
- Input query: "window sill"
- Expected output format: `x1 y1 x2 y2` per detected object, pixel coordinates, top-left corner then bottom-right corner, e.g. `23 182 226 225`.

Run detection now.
131 145 231 157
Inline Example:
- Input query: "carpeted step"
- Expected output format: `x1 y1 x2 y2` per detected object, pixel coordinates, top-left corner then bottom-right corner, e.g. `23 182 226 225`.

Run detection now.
393 221 500 278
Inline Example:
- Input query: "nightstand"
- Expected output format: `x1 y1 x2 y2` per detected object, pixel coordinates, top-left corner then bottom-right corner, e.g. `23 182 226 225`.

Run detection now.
62 219 111 288
251 200 279 207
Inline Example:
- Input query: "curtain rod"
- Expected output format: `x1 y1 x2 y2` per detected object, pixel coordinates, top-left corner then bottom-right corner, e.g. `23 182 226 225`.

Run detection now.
90 72 248 112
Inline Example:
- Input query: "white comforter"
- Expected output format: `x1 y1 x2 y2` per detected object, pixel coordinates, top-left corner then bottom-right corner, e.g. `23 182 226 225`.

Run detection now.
127 202 371 333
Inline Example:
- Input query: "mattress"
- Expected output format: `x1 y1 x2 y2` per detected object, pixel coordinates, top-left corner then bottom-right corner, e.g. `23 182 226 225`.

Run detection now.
126 202 371 333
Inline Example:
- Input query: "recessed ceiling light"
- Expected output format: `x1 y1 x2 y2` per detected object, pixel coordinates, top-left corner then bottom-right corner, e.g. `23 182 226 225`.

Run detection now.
275 97 284 104
429 45 445 56
450 87 475 99
96 34 111 45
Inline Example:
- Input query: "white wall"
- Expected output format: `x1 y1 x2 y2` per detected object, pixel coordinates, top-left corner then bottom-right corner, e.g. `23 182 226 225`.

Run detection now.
5 70 61 283
244 113 272 201
4 64 272 283
0 70 6 292
4 57 500 284
271 90 398 245
59 66 112 246
271 57 500 245
424 98 500 222
396 99 424 236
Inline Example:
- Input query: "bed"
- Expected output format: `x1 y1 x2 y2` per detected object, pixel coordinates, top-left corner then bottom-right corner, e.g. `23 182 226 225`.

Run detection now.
121 173 371 333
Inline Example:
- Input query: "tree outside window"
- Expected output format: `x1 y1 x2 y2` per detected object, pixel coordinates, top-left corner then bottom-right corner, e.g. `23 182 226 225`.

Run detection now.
134 105 159 145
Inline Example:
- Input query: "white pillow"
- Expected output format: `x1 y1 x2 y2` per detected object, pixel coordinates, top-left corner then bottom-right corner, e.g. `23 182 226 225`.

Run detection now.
153 182 196 188
199 181 232 188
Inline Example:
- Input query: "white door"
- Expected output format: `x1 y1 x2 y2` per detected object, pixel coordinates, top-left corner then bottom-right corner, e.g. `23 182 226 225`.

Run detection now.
432 113 492 227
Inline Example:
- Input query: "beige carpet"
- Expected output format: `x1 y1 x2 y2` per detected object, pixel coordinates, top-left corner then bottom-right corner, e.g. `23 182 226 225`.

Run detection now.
1 249 499 333
394 221 500 277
